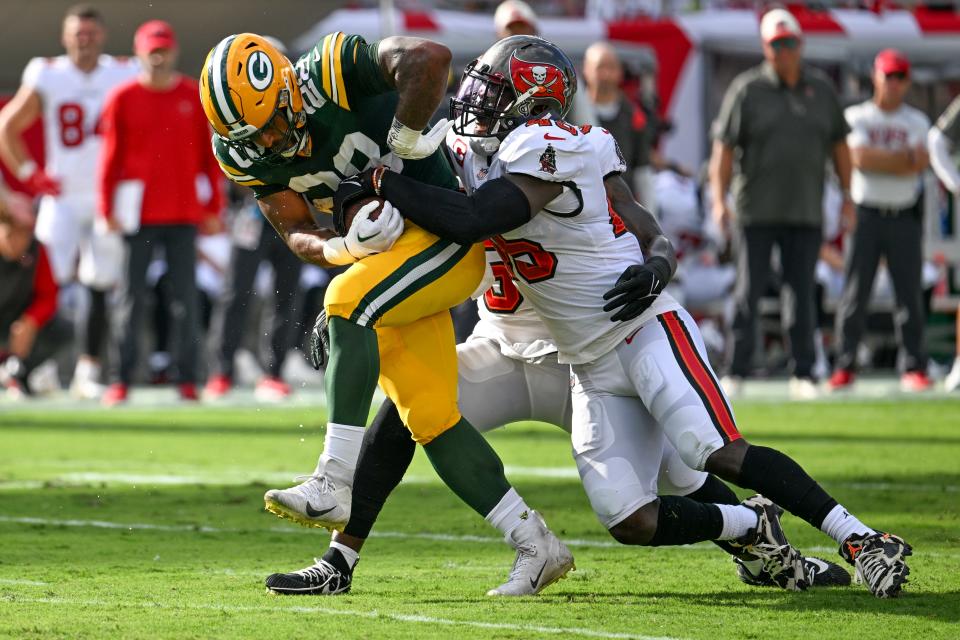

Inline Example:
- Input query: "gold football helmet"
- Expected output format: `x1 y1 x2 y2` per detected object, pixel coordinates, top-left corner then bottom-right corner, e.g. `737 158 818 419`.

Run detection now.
200 33 307 164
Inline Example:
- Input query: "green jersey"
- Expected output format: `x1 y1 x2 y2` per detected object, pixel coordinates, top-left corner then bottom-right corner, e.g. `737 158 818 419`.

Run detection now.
213 32 456 214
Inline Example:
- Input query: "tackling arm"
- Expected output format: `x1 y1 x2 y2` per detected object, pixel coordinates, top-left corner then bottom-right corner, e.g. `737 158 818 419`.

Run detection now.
374 169 562 245
603 173 677 277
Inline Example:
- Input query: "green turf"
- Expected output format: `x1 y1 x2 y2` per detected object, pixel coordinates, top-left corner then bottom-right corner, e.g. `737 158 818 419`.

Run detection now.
1 399 958 639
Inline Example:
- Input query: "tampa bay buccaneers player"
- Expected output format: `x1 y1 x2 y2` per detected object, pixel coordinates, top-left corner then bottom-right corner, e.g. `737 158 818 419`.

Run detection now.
335 35 913 600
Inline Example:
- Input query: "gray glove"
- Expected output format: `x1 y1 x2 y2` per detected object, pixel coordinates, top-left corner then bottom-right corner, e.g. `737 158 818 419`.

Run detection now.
309 310 330 370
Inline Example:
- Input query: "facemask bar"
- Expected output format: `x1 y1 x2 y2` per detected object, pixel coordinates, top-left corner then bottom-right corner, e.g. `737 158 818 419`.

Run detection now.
450 62 517 140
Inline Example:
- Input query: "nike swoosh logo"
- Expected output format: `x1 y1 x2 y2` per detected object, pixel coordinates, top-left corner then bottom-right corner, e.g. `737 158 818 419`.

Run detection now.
625 327 642 344
543 134 565 141
305 502 337 517
529 562 547 591
356 231 381 243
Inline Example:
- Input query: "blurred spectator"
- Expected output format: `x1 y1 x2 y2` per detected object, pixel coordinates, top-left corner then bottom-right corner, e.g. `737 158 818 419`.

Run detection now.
709 8 852 400
655 168 735 314
492 0 595 126
582 41 660 208
97 20 223 406
829 49 931 393
204 185 305 402
494 0 538 37
0 189 72 397
928 93 960 392
0 4 137 400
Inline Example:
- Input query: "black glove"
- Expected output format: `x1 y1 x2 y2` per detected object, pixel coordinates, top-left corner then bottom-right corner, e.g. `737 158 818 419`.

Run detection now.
602 256 671 322
332 168 378 236
309 309 331 370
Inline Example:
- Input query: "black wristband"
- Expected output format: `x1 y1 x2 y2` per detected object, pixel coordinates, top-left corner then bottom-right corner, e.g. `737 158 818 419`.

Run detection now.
645 255 672 287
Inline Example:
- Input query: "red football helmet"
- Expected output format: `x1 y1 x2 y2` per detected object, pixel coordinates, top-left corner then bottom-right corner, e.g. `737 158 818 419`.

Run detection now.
450 36 577 148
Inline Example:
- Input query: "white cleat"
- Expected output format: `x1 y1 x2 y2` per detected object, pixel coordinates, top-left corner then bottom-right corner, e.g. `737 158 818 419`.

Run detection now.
264 461 352 531
487 510 574 596
944 358 960 393
720 376 743 398
788 377 819 401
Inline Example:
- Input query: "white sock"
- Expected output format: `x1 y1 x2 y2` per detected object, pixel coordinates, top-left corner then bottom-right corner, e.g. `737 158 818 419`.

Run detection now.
329 541 359 569
716 504 760 541
318 423 365 470
484 488 531 538
820 504 875 545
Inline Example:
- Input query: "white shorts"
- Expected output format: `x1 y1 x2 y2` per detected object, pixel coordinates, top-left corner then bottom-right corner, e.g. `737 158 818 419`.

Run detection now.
34 193 123 288
457 335 707 529
571 308 739 528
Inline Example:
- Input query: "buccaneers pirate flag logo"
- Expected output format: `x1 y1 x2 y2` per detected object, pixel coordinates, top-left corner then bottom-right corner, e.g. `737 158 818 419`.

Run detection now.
539 144 557 175
509 52 569 113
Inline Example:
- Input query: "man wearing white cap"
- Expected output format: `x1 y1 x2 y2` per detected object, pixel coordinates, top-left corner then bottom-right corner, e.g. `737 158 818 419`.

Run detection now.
710 8 852 400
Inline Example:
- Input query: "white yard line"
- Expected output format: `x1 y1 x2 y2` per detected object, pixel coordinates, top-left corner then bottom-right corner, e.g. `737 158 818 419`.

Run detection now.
0 469 956 493
1 597 684 640
0 579 48 586
1 515 958 559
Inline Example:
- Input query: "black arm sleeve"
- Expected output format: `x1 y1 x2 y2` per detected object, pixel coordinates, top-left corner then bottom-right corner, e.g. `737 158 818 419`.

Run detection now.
378 171 531 245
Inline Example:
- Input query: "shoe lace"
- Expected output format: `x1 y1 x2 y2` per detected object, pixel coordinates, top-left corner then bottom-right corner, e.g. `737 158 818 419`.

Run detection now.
854 542 894 589
295 559 338 586
292 474 336 496
505 542 537 582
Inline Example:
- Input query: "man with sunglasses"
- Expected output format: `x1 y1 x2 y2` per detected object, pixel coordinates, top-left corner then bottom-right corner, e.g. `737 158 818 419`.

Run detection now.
828 50 931 393
709 8 852 400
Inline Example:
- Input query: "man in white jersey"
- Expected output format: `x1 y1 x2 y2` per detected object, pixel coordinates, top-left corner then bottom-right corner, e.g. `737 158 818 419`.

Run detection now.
331 36 912 599
828 49 932 394
0 5 137 398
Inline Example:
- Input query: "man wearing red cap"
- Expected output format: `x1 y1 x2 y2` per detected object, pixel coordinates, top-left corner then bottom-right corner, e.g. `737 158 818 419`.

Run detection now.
97 20 223 405
710 8 852 401
829 49 931 393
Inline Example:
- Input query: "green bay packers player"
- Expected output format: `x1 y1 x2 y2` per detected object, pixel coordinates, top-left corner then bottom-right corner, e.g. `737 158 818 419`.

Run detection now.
200 32 574 595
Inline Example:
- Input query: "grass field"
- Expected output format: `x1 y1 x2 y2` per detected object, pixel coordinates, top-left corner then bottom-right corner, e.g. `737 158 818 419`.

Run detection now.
1 396 958 639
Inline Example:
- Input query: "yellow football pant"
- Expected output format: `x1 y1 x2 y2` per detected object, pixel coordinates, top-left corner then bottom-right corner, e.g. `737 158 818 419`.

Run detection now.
325 224 485 444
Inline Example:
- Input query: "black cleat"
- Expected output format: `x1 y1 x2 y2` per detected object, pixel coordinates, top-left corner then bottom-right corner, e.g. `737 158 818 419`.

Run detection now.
265 558 352 595
737 555 851 588
732 495 808 591
840 531 912 598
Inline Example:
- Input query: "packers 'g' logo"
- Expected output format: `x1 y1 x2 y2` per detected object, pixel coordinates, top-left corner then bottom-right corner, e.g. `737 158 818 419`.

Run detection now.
247 51 274 91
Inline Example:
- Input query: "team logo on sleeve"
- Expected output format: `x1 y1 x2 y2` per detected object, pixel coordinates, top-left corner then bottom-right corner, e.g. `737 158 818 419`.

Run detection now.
246 50 274 91
509 52 568 113
614 140 627 167
539 144 557 175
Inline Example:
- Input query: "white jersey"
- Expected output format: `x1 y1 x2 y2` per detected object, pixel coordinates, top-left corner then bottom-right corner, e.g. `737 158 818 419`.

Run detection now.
21 54 138 196
448 120 679 364
845 100 930 208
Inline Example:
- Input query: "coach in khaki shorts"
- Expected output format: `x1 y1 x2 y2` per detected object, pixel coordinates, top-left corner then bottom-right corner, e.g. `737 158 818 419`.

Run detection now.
709 8 852 399
828 49 931 393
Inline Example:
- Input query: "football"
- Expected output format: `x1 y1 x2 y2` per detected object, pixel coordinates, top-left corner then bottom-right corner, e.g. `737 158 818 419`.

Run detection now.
343 195 385 232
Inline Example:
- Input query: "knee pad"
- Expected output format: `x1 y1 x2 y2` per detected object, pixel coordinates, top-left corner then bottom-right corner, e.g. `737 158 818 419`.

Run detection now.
659 394 726 472
657 441 708 496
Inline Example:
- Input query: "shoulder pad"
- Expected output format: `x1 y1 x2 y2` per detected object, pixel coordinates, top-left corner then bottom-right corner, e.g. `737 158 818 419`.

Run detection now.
498 120 587 182
213 139 264 187
21 57 49 89
580 125 626 178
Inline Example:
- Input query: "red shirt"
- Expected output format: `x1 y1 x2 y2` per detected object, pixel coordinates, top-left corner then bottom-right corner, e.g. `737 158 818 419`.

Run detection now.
98 75 223 226
24 244 58 328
